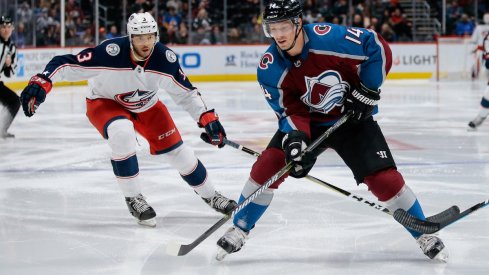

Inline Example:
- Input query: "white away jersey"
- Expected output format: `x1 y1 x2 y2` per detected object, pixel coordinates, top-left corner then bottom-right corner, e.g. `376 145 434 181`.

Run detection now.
41 37 208 120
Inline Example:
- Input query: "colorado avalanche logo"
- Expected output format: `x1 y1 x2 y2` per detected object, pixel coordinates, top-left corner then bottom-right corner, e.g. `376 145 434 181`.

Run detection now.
259 52 273 70
114 90 157 110
300 70 349 114
313 25 332 36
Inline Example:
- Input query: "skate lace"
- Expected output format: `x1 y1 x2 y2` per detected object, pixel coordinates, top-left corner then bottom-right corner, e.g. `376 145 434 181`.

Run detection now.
130 196 150 213
211 193 232 210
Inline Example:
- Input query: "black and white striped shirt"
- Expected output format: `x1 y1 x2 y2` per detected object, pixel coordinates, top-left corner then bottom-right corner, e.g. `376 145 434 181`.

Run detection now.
0 37 17 80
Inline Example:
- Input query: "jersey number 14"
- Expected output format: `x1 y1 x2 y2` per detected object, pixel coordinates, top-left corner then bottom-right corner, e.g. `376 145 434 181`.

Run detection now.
345 28 364 45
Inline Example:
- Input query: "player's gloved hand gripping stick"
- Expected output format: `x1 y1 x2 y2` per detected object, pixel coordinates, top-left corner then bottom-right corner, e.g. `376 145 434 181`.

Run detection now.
199 109 226 148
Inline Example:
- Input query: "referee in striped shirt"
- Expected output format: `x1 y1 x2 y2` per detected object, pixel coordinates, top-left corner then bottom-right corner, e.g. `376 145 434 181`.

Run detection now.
0 15 19 138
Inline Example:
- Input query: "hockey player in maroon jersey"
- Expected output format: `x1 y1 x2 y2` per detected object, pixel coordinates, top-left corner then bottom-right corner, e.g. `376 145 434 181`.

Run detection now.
19 12 236 227
215 0 447 261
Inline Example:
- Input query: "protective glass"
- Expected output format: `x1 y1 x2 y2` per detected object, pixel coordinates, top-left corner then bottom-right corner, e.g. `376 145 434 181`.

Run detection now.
131 33 156 45
262 19 296 38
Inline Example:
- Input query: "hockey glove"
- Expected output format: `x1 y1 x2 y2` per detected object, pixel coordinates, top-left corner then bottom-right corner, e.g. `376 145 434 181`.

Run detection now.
199 109 226 148
282 130 317 178
20 74 52 117
343 82 380 122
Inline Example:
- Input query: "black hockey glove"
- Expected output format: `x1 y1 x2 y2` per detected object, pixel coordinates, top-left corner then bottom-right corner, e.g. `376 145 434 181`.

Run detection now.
343 83 380 122
282 130 317 178
20 74 52 117
199 109 226 148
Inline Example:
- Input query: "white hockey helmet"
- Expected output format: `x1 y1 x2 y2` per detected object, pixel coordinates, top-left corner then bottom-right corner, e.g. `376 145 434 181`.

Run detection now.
127 12 159 43
484 13 489 25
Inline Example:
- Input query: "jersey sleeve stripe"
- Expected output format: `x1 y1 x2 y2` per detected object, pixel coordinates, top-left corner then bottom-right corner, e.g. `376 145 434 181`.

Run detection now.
370 30 388 84
145 69 191 92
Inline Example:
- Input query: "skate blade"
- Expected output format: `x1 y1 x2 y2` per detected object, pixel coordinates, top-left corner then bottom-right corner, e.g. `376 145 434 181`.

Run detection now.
138 218 156 227
467 127 477 132
215 248 229 261
433 247 449 263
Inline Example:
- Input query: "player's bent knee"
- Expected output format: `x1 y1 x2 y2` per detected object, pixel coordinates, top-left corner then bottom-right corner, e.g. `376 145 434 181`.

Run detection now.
250 147 287 189
364 167 405 202
164 143 198 174
107 119 137 157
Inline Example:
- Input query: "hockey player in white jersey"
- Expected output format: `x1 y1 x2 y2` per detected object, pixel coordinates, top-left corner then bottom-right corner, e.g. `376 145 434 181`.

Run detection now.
469 13 489 80
468 14 489 129
19 12 237 227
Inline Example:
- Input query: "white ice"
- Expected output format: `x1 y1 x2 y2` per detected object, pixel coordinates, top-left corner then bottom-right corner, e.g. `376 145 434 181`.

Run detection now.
1 80 488 275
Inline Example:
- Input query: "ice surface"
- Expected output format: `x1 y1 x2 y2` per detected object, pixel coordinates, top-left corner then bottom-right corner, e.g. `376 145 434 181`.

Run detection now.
1 80 488 274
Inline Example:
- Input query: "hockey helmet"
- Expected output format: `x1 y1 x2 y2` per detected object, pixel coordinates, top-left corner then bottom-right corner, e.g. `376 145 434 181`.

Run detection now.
127 12 159 43
262 0 303 38
0 15 13 25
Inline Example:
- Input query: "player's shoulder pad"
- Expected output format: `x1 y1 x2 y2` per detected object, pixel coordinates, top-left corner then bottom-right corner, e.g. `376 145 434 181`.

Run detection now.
257 45 287 87
93 36 130 58
147 42 180 71
304 23 373 55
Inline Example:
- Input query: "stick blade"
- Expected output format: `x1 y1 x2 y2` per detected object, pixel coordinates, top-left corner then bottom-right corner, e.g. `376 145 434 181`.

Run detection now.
393 209 440 234
166 241 183 256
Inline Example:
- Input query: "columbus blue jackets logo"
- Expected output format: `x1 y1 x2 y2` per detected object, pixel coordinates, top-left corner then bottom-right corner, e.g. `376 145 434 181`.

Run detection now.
300 70 348 114
259 52 273 69
313 25 332 35
114 90 157 110
106 43 120 56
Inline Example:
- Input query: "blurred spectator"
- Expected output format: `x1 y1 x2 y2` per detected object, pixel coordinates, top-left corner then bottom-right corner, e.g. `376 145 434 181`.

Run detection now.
367 16 381 33
227 27 241 44
380 22 396 42
163 4 182 30
191 26 211 44
331 16 342 25
66 26 82 46
455 13 475 36
389 7 412 41
177 22 189 44
13 22 26 48
192 9 212 31
352 14 364 28
106 25 120 39
81 27 94 45
131 0 153 14
66 0 84 22
210 25 224 45
245 23 262 44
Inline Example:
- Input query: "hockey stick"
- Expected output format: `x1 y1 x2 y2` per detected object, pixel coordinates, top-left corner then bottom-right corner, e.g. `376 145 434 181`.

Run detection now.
394 199 489 234
223 139 461 229
223 138 390 215
166 114 351 256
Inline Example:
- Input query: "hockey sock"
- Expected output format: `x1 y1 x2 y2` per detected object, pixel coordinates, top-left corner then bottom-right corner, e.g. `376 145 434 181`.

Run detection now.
233 178 274 232
480 86 489 117
180 159 215 199
111 153 141 197
384 185 426 238
364 168 426 238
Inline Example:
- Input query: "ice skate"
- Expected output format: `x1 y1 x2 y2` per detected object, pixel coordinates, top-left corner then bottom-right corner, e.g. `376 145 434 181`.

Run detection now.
202 191 237 214
468 115 487 130
216 226 249 261
0 132 14 138
125 194 156 227
416 234 448 262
